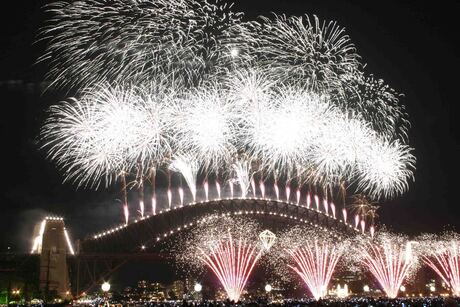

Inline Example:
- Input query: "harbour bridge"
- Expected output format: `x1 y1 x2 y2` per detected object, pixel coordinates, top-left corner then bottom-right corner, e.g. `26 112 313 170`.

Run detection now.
31 197 364 297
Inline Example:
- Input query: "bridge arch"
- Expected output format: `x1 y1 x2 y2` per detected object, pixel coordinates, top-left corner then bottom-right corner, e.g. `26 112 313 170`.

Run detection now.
80 197 361 254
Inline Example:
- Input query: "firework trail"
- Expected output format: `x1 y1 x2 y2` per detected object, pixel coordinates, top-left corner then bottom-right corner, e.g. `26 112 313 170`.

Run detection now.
120 171 129 224
170 154 200 201
136 164 145 217
149 167 157 215
342 208 347 223
417 232 460 296
177 216 267 302
229 180 234 198
215 181 221 198
178 187 184 206
259 180 265 198
354 231 419 298
233 159 252 198
271 227 350 300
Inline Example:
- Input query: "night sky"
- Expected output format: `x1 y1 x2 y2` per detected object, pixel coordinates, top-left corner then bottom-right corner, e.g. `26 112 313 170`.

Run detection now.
0 0 459 256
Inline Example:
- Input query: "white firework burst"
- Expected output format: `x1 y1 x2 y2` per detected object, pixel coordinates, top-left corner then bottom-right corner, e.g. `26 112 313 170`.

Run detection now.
170 85 238 172
356 139 415 199
243 14 361 91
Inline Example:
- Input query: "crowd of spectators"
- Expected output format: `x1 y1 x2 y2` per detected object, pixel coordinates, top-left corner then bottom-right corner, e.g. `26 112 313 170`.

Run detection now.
135 297 460 307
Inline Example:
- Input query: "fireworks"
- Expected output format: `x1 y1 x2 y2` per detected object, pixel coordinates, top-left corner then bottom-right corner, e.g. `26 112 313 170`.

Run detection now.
271 227 350 300
39 0 247 90
170 154 199 201
354 231 419 298
417 232 460 296
232 159 253 198
41 85 172 188
176 216 266 302
348 194 380 225
40 0 416 221
356 139 415 199
243 15 360 92
170 86 238 172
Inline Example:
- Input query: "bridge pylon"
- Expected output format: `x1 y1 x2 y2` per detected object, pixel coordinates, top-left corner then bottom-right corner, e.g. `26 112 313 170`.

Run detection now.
31 216 74 299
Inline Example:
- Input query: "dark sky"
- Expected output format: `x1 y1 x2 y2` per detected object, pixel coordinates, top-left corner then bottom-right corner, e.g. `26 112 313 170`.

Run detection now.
0 0 459 254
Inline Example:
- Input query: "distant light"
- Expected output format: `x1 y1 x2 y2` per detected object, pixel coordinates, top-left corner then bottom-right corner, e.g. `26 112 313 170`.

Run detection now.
265 284 272 293
101 282 111 292
363 285 370 292
194 283 202 292
230 48 239 57
430 286 436 292
141 245 146 250
400 285 406 292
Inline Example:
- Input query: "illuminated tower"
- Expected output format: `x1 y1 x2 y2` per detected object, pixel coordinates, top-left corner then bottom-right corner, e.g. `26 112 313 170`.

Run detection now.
31 216 74 298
